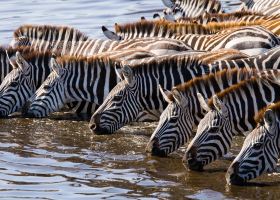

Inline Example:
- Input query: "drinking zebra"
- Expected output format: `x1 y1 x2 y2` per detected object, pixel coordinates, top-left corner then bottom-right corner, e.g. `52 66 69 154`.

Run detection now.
25 55 209 119
147 45 280 157
226 102 280 185
184 71 280 171
0 48 155 117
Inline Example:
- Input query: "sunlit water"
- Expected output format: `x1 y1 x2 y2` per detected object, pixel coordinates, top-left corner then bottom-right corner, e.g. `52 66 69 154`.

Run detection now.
1 0 280 199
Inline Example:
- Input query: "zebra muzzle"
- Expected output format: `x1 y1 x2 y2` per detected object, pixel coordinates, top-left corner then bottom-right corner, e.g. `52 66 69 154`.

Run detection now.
145 138 167 157
183 146 204 171
226 162 246 185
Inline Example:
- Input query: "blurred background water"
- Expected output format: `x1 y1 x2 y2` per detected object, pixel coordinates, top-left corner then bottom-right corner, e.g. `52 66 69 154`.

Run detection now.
1 0 280 200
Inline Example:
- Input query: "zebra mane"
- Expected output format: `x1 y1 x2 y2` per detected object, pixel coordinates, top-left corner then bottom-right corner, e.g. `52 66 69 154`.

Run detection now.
14 24 89 41
168 68 257 101
207 70 280 108
115 19 268 37
254 102 280 124
0 46 52 61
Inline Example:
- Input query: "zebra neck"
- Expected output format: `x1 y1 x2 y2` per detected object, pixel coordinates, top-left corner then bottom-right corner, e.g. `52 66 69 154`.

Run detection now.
65 59 119 104
0 50 13 82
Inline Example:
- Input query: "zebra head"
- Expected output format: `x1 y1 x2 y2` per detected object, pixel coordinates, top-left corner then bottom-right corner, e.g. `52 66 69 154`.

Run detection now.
0 52 35 117
90 65 141 134
226 109 279 185
146 86 191 157
184 94 232 171
26 57 67 117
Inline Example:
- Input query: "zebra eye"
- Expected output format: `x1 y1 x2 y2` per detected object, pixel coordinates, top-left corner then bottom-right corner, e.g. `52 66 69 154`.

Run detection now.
208 126 220 133
170 115 178 120
114 95 122 101
253 142 263 149
10 82 18 87
43 85 51 90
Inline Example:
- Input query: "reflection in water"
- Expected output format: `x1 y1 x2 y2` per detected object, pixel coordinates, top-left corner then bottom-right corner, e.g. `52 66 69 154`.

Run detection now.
0 0 280 199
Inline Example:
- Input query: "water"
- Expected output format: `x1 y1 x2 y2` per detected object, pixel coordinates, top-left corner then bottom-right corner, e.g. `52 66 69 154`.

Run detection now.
1 0 280 199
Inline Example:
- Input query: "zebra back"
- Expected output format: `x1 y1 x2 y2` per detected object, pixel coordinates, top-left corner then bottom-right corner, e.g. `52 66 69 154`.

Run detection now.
13 24 89 42
210 46 280 71
173 0 223 18
113 20 270 40
177 10 265 24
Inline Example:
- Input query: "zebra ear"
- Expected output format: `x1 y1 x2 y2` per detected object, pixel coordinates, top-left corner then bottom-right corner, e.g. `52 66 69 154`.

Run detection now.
197 93 210 112
114 63 124 80
159 85 172 104
50 57 64 77
213 95 228 116
264 109 276 130
15 51 28 71
172 89 182 103
6 50 17 69
122 65 134 86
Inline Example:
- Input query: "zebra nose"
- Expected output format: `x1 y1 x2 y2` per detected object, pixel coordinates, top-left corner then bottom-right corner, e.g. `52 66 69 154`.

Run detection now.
89 114 100 131
0 110 7 117
21 101 32 115
146 138 167 157
226 162 245 185
183 146 203 171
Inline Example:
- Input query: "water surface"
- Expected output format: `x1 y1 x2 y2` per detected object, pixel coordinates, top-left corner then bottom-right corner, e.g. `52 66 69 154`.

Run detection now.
1 0 280 199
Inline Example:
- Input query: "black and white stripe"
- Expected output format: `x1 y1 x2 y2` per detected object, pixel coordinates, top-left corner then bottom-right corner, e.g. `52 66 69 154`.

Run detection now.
184 70 280 171
24 49 157 118
226 104 280 185
146 69 274 157
172 0 223 18
88 50 245 135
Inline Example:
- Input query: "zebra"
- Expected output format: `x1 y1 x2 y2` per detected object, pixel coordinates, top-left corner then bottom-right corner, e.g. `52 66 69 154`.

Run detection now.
13 27 193 57
184 70 280 171
210 45 280 71
171 0 223 18
88 48 251 135
226 102 280 185
146 68 271 157
240 0 280 13
147 46 280 157
262 4 280 16
176 26 280 56
104 20 269 41
104 17 280 41
0 48 155 117
108 25 280 56
25 55 209 119
11 24 89 50
0 50 53 117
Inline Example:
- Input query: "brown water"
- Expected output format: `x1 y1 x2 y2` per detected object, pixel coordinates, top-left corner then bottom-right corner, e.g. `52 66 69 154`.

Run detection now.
1 115 280 199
